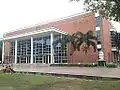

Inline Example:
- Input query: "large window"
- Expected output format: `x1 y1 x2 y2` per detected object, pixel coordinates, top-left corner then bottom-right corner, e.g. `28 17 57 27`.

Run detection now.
17 39 31 63
33 36 51 63
53 35 68 63
10 33 68 64
110 31 117 47
10 42 15 63
96 16 100 27
96 30 100 41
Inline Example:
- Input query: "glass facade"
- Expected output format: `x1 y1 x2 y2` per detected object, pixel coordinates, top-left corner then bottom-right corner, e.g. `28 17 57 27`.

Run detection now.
16 39 31 63
10 33 68 64
54 35 67 63
111 31 116 47
96 16 101 43
96 30 100 42
10 42 15 63
33 36 51 63
96 16 100 27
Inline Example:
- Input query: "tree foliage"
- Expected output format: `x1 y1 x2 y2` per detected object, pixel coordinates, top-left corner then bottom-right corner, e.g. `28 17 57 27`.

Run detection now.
53 31 97 55
73 31 97 54
84 0 120 21
53 34 75 50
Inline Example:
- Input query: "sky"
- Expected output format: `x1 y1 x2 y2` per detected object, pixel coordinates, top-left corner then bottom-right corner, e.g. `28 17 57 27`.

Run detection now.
0 0 120 38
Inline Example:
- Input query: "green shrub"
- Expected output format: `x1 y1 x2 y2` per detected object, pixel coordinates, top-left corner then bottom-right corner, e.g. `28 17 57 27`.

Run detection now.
50 63 118 68
50 63 98 67
0 65 15 73
106 63 118 68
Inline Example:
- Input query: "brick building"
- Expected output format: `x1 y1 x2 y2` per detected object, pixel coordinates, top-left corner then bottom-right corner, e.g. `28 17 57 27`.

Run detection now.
0 12 113 64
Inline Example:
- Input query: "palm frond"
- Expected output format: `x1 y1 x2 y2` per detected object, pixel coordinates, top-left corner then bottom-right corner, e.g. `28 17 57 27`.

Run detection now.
86 30 96 40
90 36 97 40
63 34 70 42
53 34 71 51
73 32 83 38
84 49 88 55
71 41 77 51
61 40 66 50
81 43 89 55
74 31 84 39
88 40 97 52
86 30 94 35
76 39 83 51
76 31 84 36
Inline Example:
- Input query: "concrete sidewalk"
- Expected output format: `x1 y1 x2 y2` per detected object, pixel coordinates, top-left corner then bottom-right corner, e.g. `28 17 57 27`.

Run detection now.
12 65 120 79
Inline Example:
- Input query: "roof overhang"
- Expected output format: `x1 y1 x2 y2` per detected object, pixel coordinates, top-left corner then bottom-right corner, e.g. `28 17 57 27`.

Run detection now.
0 27 68 41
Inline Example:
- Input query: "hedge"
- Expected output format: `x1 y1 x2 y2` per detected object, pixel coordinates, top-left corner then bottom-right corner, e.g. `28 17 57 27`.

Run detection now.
50 63 118 68
106 63 118 68
50 63 97 67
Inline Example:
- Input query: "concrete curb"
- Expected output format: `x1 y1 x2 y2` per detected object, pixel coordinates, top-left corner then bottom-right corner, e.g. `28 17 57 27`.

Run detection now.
15 71 120 81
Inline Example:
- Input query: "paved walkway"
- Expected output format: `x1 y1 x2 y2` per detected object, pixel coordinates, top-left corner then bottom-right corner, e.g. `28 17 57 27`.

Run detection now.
11 64 120 79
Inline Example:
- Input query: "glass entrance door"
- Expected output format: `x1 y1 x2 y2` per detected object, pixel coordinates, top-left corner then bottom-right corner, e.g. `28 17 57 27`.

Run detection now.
21 57 26 63
26 56 30 63
43 55 47 64
17 56 30 64
43 55 50 64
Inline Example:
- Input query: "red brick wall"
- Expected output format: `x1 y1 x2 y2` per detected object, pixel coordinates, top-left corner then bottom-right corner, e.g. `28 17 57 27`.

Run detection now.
100 17 112 62
4 41 11 63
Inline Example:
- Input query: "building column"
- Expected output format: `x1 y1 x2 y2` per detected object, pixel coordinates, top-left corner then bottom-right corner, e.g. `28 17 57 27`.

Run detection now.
30 36 33 64
48 55 49 64
15 40 17 64
50 32 54 64
60 34 63 63
26 40 27 63
42 36 43 63
2 41 4 63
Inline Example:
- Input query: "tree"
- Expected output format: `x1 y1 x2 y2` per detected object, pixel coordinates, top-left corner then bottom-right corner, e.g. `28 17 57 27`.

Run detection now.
52 34 75 63
53 34 75 51
74 31 97 54
84 0 120 21
53 31 97 55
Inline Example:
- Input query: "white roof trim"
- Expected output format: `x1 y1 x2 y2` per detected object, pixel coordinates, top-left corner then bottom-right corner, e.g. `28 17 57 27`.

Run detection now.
0 27 68 41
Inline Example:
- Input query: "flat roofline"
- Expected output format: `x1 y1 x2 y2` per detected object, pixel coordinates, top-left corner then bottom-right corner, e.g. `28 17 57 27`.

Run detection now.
4 11 92 34
0 27 68 41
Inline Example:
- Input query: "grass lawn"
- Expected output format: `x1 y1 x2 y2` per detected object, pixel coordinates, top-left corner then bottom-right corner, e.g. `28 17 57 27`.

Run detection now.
0 73 120 90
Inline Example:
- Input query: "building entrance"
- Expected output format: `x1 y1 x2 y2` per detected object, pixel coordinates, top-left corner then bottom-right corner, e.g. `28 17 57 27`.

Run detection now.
17 56 31 63
43 55 51 64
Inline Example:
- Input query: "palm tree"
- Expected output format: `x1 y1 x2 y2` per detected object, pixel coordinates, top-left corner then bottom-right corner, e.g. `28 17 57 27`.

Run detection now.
53 34 74 50
53 31 97 55
73 31 97 54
